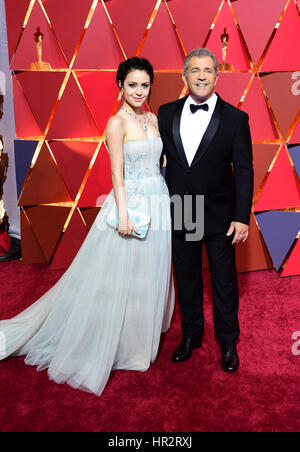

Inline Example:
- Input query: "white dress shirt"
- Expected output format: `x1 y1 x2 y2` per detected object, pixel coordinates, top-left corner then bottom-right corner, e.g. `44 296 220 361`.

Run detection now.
180 93 218 166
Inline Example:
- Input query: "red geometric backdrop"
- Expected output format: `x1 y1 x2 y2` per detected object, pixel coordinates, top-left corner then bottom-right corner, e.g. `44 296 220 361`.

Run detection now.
5 0 300 275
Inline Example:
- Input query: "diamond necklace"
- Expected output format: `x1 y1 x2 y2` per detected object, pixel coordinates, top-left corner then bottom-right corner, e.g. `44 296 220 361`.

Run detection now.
121 106 148 131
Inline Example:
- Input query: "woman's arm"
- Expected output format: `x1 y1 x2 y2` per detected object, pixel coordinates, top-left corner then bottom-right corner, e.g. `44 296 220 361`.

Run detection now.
105 116 139 236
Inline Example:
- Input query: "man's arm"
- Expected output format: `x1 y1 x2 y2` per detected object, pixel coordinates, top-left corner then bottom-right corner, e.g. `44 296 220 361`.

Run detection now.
232 112 254 224
227 112 254 244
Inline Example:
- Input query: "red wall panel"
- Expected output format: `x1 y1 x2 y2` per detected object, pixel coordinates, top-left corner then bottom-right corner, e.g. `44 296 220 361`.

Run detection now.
6 0 299 275
11 0 67 70
42 0 95 64
4 0 31 62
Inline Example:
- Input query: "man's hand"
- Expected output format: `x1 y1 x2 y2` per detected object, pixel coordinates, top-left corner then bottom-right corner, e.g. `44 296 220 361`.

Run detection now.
226 221 249 245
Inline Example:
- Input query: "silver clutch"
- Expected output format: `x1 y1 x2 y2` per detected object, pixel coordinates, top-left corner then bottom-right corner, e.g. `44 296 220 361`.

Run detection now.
105 194 150 238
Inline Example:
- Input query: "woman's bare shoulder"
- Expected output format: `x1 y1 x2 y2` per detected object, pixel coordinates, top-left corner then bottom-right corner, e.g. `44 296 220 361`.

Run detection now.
146 111 157 120
105 113 127 147
146 111 158 125
106 113 125 131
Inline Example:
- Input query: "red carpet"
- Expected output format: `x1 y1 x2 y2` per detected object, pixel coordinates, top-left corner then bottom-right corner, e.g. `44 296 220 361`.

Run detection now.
0 260 299 432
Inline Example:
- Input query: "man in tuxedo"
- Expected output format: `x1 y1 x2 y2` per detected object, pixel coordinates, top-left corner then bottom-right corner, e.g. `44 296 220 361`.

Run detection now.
158 48 253 373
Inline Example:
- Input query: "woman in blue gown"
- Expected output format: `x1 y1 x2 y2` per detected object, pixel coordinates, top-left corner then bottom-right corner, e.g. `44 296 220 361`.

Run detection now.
0 58 174 397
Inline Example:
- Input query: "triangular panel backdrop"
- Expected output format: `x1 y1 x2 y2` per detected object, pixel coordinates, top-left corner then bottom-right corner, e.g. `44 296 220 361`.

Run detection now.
4 0 300 275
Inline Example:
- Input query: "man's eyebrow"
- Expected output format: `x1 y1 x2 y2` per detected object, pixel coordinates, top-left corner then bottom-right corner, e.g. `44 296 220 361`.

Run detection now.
190 66 212 71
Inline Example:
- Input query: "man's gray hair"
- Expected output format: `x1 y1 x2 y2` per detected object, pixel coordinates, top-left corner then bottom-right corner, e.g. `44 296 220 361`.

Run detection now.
183 48 219 78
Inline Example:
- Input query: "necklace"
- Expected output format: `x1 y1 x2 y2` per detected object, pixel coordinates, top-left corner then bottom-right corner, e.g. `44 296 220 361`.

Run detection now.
121 106 148 131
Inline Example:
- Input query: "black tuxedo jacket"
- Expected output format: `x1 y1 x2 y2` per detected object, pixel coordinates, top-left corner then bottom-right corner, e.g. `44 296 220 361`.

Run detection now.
158 94 254 235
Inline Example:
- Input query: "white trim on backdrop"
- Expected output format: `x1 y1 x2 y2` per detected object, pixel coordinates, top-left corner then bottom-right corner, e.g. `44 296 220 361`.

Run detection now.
0 0 20 238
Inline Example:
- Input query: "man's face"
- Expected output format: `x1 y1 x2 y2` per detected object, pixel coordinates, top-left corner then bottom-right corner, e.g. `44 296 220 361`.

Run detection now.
183 56 218 103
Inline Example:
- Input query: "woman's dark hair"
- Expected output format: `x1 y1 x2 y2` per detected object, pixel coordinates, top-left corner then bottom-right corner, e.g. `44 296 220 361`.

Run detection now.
116 57 154 87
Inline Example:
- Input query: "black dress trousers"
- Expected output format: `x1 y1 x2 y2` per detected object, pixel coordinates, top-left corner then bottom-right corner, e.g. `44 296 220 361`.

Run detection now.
172 231 240 345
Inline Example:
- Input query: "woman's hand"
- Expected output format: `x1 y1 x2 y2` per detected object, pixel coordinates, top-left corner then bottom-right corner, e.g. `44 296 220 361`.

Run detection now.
118 215 140 237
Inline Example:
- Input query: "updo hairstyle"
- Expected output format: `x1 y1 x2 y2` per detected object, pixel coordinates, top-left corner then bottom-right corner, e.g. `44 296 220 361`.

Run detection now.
116 57 154 88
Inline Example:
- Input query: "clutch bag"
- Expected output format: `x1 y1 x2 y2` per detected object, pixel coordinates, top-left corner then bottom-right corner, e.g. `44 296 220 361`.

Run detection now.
105 195 150 239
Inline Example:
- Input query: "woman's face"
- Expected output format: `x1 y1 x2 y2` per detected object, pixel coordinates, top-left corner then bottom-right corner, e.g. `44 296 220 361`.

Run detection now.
122 70 151 109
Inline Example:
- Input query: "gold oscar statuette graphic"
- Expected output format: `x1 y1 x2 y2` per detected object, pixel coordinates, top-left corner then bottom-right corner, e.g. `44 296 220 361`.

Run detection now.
219 28 234 72
30 27 52 71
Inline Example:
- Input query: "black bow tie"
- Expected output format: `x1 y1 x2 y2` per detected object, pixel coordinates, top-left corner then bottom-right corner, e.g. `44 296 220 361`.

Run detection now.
190 103 209 113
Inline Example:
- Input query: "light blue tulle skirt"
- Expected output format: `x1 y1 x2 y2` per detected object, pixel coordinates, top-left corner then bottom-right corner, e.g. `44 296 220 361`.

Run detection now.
0 170 174 396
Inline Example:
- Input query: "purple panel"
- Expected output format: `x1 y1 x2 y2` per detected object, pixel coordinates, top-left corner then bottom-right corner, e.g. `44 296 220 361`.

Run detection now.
14 140 38 197
255 211 300 270
288 144 300 180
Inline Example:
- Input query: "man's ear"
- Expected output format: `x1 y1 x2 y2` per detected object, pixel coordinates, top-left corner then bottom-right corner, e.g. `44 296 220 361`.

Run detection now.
182 73 187 86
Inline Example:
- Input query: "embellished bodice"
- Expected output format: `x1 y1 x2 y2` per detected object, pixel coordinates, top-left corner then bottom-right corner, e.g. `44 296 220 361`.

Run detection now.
123 137 162 181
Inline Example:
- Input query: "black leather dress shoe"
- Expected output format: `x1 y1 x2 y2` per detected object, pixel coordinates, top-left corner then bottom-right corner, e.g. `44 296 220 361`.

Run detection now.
221 343 239 373
172 336 202 363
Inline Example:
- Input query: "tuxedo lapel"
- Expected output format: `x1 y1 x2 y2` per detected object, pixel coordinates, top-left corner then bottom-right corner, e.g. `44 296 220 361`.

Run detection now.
172 96 189 168
190 95 224 168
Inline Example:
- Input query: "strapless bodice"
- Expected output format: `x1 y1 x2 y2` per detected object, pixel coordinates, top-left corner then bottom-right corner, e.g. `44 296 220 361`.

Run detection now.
123 137 162 180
